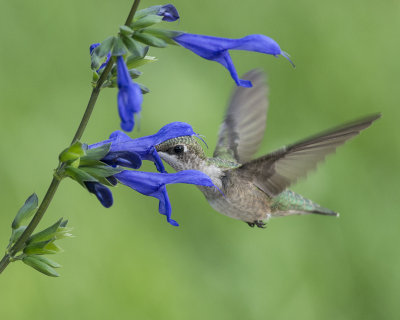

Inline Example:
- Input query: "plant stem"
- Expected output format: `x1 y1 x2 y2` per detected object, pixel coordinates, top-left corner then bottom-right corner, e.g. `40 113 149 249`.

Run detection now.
0 0 141 275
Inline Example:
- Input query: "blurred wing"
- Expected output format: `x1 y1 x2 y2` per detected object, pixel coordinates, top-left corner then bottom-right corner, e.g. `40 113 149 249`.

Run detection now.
213 69 268 163
235 113 381 196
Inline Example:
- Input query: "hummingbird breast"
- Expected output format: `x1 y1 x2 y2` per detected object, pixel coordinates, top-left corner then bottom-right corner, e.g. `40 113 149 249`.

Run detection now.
198 171 272 222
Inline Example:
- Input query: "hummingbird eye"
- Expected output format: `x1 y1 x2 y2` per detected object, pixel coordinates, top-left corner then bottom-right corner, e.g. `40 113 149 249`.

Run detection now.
173 145 185 154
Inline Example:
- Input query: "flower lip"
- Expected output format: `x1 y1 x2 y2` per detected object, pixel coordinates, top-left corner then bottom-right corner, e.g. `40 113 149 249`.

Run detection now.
85 181 113 208
115 170 216 226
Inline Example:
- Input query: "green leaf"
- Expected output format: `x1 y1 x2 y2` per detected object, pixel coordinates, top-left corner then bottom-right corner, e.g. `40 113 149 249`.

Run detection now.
60 220 68 228
80 165 122 179
137 83 150 94
131 15 163 29
24 240 63 255
119 25 134 36
24 240 54 255
91 54 102 71
94 36 115 58
81 143 111 162
30 255 61 268
45 242 63 254
28 218 63 244
133 32 167 48
79 159 106 167
134 6 162 20
9 226 26 245
111 37 127 56
23 255 60 277
126 55 157 69
122 36 146 59
65 166 98 188
59 141 86 163
142 28 182 45
12 193 38 229
129 69 142 79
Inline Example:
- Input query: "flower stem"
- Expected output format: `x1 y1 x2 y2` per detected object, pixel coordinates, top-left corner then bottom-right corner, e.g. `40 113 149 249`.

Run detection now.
0 0 141 275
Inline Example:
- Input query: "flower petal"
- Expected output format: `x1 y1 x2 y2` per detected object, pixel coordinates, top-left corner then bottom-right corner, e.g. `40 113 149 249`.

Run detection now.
101 151 142 169
84 181 113 208
115 170 215 225
174 33 291 87
158 4 180 22
117 56 143 132
91 122 199 172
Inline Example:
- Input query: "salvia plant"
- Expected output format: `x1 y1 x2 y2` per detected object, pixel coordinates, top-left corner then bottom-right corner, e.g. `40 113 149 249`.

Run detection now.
0 0 291 277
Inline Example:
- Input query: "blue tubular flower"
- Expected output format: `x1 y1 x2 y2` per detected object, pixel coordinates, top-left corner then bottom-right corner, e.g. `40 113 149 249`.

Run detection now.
90 122 201 173
84 181 113 208
115 170 215 226
90 43 111 72
117 56 143 132
101 151 142 169
158 4 180 22
173 33 293 87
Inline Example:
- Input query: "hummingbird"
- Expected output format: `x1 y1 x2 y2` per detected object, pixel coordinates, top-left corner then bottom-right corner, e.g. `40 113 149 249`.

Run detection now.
155 70 380 228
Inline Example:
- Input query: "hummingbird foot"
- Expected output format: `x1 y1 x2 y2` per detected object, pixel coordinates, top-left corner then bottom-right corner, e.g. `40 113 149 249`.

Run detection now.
246 220 266 228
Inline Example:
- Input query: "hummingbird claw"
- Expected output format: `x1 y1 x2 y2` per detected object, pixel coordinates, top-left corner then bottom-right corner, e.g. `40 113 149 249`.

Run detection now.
246 220 266 228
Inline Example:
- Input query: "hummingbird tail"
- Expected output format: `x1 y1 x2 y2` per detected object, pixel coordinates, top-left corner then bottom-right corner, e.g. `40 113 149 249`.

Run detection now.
270 190 339 217
307 207 338 216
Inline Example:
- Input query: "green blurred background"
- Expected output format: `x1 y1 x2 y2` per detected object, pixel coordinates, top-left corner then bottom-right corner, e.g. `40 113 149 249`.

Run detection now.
0 0 399 319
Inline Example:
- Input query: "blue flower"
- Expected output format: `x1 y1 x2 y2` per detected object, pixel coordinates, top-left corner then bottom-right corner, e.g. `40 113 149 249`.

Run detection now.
101 150 142 169
84 181 114 208
173 33 293 87
91 122 202 173
87 122 212 219
115 170 215 226
89 43 111 72
157 4 180 22
117 56 143 132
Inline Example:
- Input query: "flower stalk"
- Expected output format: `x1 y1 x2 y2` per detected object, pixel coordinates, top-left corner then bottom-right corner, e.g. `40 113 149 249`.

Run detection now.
0 0 141 275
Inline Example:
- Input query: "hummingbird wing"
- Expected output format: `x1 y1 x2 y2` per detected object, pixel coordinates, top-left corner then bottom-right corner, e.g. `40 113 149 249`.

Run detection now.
234 114 381 197
213 69 268 163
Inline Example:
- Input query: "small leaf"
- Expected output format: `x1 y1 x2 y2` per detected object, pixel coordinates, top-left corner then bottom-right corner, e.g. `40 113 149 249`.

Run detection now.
69 142 85 157
12 194 38 229
126 55 157 69
121 36 145 59
93 36 116 59
136 82 150 94
129 69 142 79
9 226 27 245
59 142 86 163
143 28 182 45
133 32 167 48
80 165 122 179
111 37 127 56
60 220 68 228
91 54 102 71
81 143 111 162
44 242 63 254
65 166 98 188
24 240 54 255
24 240 63 255
28 218 63 244
134 6 162 20
27 255 61 268
119 25 134 36
23 255 60 277
131 14 163 29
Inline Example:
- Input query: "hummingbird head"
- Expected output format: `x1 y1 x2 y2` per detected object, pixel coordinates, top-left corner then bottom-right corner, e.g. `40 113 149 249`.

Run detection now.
155 136 207 171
